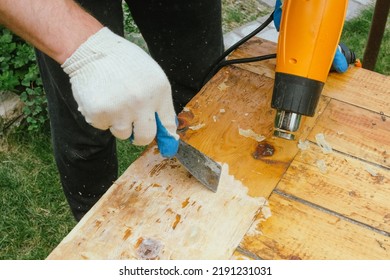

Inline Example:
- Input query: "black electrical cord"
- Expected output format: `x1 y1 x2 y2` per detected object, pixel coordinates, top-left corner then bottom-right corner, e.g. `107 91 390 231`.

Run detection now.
201 11 276 86
211 54 277 74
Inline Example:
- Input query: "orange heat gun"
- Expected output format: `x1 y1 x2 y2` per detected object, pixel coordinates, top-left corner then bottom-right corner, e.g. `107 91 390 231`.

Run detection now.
272 0 349 140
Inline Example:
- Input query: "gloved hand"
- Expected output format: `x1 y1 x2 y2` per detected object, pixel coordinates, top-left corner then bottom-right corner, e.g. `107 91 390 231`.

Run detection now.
62 27 179 147
273 0 348 73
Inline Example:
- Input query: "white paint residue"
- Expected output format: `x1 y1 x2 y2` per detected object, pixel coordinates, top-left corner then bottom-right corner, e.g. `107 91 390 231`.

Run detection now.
183 107 190 112
106 148 272 259
219 108 226 113
217 163 272 238
297 139 310 150
238 128 266 142
189 123 205 130
315 133 333 154
365 165 378 177
316 159 327 173
245 219 263 236
261 203 272 219
213 115 217 122
218 81 229 91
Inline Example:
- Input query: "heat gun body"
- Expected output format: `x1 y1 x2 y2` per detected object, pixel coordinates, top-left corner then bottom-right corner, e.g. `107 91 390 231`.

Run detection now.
272 0 349 139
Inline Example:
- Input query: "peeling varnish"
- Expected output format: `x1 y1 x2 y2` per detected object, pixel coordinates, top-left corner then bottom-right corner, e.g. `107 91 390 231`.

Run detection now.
189 123 205 130
315 133 333 154
238 128 266 142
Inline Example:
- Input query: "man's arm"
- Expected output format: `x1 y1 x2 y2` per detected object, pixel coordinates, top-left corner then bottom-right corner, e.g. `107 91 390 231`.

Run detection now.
0 0 179 155
0 0 103 63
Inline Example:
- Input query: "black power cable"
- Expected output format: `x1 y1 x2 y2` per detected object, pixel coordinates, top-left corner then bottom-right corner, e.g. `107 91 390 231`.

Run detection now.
201 11 276 86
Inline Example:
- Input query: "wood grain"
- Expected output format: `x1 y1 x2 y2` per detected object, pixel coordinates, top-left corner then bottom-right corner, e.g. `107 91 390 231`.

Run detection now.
47 147 268 259
325 69 390 115
240 193 390 260
180 66 328 198
308 99 390 168
276 143 390 233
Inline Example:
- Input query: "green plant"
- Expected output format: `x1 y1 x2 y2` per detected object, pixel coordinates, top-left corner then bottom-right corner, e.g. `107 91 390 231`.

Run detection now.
123 4 140 35
0 27 47 132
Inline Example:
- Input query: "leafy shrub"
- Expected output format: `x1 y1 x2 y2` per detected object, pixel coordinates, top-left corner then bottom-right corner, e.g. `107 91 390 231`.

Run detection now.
0 27 48 132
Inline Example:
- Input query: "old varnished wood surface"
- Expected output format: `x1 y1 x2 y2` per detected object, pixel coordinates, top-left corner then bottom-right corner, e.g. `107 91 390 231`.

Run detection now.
48 38 390 260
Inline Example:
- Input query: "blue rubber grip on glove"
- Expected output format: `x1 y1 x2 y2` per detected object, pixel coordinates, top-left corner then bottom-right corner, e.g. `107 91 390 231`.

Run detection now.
155 112 179 158
273 0 348 73
129 113 179 158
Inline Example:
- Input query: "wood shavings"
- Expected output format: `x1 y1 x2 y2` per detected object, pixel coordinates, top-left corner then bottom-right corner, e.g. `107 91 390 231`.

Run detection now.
315 133 333 154
297 139 310 150
238 128 265 142
316 159 327 173
189 123 205 130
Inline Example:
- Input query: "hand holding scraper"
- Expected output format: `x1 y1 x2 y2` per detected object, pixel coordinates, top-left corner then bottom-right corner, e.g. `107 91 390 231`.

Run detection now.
154 113 221 192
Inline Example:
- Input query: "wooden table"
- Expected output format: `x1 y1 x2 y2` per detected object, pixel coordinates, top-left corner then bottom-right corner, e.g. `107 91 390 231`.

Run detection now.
47 38 390 260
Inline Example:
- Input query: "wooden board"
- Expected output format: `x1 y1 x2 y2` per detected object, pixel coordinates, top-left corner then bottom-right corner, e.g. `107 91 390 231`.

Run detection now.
48 37 390 260
47 146 270 259
240 193 390 260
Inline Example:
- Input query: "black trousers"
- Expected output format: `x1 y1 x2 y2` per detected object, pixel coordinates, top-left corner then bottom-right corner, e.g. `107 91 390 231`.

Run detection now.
35 0 224 220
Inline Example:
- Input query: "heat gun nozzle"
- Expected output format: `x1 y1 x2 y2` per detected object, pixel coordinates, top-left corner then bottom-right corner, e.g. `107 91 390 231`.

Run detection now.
273 110 302 140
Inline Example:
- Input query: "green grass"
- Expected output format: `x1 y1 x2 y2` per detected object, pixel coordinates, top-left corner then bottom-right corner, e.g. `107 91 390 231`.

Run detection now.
0 132 75 259
0 3 388 260
222 0 271 33
0 131 144 259
340 6 390 75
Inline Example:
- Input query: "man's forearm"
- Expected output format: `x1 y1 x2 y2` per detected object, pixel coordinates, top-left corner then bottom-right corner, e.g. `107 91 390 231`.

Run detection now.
0 0 103 63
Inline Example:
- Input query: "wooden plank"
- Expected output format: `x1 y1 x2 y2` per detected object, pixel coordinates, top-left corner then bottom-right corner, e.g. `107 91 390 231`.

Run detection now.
179 66 329 198
47 65 327 260
230 250 256 260
240 193 390 260
325 69 390 115
47 146 269 259
276 143 390 233
48 37 390 260
308 99 390 168
225 38 277 79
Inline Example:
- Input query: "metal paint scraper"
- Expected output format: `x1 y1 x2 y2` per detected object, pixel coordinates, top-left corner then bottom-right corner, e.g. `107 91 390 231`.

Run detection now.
175 139 221 192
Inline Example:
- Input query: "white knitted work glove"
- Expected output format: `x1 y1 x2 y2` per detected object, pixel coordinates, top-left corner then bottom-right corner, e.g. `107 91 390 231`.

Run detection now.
61 27 179 145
